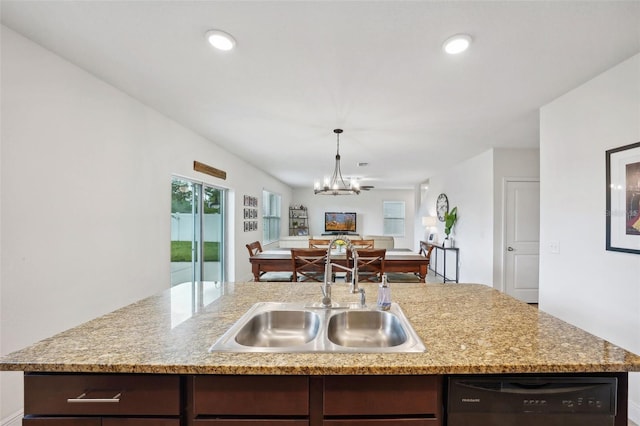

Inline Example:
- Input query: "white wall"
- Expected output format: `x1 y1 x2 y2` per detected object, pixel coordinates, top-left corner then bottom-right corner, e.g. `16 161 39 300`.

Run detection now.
419 149 494 285
292 188 415 250
0 26 292 420
417 148 539 286
540 53 640 423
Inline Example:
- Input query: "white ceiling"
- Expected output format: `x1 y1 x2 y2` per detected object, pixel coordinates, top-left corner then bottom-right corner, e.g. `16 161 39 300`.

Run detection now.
2 1 639 189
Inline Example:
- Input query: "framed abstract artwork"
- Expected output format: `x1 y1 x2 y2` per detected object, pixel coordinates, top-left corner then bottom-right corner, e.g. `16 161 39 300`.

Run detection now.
606 141 640 254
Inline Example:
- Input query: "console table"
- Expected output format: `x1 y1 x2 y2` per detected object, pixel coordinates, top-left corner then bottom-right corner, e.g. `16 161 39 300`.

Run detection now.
427 243 460 283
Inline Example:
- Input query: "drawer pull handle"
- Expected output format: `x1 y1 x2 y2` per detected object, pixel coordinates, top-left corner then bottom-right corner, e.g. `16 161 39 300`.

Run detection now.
67 391 122 403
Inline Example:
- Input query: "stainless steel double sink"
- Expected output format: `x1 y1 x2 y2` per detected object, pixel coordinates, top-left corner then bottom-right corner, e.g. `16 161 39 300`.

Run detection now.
209 302 426 353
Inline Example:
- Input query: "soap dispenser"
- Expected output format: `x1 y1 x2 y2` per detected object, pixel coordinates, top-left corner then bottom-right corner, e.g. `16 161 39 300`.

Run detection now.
377 274 391 311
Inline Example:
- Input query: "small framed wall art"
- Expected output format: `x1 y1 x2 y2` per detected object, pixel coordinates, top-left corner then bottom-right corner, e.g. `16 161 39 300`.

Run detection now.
242 194 258 232
243 195 257 207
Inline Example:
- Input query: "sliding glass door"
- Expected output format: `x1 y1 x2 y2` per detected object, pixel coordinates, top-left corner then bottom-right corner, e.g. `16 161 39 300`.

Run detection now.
202 185 224 282
170 177 226 286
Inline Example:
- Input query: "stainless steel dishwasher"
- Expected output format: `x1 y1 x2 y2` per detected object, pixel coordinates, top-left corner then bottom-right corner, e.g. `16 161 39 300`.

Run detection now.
448 376 617 426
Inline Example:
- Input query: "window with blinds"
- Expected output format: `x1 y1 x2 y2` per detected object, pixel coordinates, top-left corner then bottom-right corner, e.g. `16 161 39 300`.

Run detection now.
383 201 405 237
262 190 281 244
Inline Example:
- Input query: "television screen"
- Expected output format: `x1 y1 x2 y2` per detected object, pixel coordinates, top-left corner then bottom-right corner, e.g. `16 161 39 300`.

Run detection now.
324 212 357 233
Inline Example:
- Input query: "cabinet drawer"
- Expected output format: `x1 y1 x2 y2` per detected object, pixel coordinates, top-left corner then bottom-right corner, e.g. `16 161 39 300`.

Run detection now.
23 419 180 426
24 374 180 416
103 420 180 426
23 419 101 426
324 420 439 425
193 421 308 425
192 375 309 416
324 376 441 416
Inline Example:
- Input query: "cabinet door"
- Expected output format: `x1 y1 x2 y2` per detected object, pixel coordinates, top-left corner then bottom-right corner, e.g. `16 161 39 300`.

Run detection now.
324 376 442 416
23 419 101 426
24 374 180 416
192 375 309 416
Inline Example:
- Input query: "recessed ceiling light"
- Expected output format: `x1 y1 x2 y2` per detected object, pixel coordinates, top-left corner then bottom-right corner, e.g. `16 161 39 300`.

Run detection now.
205 29 236 51
443 34 472 55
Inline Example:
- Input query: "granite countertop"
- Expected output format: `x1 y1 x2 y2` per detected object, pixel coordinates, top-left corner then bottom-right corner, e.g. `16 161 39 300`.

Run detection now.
2 282 640 375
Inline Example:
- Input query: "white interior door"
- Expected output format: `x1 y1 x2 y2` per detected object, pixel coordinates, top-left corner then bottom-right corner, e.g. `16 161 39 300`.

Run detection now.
504 179 540 303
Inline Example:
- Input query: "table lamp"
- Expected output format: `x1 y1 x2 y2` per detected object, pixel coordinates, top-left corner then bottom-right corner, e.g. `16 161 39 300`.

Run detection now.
422 216 438 242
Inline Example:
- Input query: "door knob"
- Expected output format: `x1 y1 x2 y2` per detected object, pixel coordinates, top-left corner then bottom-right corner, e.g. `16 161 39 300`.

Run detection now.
507 247 514 251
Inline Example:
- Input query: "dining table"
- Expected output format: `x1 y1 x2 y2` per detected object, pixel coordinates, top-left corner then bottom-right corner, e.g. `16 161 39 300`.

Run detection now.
249 248 429 282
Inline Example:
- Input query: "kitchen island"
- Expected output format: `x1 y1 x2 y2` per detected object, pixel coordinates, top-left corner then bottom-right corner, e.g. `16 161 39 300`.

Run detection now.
2 281 640 425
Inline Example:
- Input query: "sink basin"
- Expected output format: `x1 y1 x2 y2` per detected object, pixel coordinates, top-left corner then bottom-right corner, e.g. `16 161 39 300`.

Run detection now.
234 310 320 347
209 302 426 353
327 310 407 348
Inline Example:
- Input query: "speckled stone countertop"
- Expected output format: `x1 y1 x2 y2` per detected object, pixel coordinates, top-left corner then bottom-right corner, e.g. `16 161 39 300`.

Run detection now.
2 282 640 375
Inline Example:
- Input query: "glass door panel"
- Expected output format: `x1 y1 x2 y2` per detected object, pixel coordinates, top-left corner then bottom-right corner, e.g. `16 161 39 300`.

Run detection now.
171 178 199 286
202 185 224 282
171 177 225 286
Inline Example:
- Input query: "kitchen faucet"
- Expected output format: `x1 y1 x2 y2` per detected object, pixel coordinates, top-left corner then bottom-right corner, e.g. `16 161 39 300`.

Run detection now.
320 237 365 308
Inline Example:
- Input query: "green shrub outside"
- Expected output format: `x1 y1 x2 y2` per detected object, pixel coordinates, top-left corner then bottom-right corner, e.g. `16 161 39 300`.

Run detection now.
171 241 220 262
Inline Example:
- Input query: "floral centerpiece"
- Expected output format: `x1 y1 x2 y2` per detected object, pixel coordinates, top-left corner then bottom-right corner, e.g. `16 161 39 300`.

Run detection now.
334 238 347 252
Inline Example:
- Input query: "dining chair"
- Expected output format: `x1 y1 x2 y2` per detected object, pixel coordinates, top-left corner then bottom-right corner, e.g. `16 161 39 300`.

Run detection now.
245 241 293 282
291 248 328 282
387 243 433 283
342 241 374 281
245 240 263 257
351 248 386 283
350 239 375 249
308 239 332 249
419 240 434 260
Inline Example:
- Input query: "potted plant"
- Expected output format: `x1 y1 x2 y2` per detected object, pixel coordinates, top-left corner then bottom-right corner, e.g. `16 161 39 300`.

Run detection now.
443 206 458 248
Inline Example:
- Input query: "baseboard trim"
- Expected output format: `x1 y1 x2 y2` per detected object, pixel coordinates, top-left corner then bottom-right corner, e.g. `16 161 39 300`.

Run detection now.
1 409 22 426
630 398 640 425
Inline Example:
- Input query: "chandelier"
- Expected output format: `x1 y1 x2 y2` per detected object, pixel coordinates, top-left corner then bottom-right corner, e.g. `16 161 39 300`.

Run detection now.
314 129 360 195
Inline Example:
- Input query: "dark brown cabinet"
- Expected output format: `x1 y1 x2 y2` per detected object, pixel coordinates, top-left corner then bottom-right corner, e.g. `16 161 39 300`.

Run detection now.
188 375 309 425
186 375 441 426
323 421 438 425
23 420 101 426
192 421 308 425
323 376 442 425
23 373 180 425
23 373 442 426
24 421 179 426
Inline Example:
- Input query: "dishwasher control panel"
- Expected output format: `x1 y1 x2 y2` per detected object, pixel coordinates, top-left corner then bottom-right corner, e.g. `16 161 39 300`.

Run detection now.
448 376 617 414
